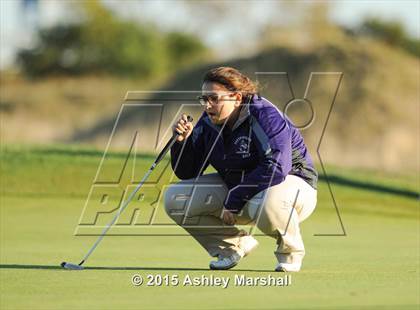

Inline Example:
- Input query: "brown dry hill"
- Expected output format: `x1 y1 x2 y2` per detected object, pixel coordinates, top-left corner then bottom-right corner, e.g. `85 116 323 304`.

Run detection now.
1 36 418 172
72 37 419 172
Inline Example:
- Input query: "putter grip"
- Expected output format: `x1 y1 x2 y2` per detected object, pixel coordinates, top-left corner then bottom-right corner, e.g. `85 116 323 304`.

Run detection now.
184 115 193 123
173 115 193 138
153 115 193 166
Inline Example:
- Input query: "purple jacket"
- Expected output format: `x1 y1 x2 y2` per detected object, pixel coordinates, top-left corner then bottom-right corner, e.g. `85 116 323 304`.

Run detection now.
170 95 318 213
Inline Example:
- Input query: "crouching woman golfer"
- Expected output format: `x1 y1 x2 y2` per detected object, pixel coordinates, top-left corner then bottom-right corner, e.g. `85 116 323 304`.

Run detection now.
164 67 318 272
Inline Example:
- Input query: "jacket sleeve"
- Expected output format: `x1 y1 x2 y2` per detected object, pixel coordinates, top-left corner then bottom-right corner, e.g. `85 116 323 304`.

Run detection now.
224 109 292 213
170 122 209 180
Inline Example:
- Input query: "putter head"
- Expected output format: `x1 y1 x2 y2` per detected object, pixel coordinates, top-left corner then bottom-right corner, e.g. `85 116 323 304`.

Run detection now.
61 261 84 270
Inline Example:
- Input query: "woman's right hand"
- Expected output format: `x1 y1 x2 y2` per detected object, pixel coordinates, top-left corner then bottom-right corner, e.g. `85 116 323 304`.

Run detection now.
173 114 194 142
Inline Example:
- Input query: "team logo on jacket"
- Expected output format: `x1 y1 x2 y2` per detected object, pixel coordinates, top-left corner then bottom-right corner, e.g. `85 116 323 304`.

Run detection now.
234 136 251 156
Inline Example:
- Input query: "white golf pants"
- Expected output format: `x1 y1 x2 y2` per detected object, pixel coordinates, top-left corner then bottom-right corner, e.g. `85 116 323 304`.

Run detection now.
164 173 317 264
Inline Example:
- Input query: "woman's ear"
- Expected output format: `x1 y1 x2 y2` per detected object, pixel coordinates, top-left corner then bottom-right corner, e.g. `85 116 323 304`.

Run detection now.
234 92 242 107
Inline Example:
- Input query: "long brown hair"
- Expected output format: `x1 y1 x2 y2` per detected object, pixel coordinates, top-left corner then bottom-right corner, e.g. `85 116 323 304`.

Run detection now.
203 67 259 100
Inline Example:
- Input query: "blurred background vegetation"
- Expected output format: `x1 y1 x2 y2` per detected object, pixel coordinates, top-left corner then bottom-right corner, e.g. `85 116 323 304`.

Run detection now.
17 0 210 77
0 0 419 173
13 1 420 78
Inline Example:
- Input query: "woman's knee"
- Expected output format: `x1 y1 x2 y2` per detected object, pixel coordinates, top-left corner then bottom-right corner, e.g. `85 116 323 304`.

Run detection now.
164 182 204 219
253 199 296 237
164 184 183 218
164 174 227 223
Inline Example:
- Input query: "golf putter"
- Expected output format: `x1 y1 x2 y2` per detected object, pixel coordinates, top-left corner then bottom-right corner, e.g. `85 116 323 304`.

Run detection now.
61 115 193 270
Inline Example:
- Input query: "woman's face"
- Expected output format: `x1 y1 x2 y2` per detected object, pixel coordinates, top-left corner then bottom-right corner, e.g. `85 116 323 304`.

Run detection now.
201 82 242 125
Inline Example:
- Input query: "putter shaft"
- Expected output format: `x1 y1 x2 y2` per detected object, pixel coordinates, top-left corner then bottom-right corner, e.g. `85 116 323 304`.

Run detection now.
62 115 193 268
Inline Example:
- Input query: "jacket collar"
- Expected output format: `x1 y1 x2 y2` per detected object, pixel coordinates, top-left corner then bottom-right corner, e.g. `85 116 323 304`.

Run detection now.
231 96 252 130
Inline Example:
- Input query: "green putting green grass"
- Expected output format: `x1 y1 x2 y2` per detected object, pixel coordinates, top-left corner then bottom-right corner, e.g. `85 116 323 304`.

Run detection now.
1 145 419 309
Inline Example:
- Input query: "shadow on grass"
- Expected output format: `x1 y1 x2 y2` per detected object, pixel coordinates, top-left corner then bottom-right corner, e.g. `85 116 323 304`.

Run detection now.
319 174 419 200
0 264 272 273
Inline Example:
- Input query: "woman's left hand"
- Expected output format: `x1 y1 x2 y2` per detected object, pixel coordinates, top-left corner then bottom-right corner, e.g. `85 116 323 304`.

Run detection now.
221 209 236 225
